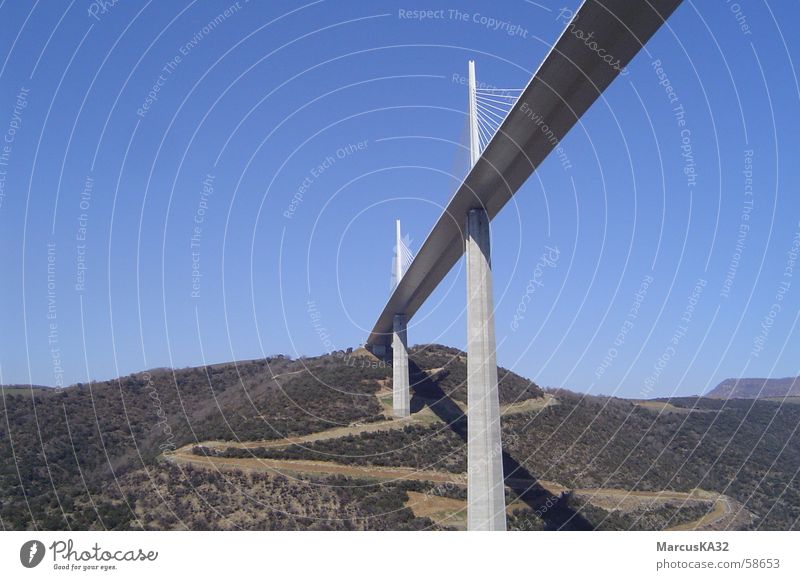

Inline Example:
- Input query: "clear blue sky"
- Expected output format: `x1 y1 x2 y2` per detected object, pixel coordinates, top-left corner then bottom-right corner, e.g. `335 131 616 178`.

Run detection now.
0 0 798 398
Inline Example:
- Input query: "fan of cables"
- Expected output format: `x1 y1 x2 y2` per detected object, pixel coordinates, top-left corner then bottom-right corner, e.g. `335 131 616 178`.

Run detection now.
391 235 415 290
473 87 525 153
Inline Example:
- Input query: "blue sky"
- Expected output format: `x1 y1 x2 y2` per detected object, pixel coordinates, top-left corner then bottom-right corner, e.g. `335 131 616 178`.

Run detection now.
0 0 798 398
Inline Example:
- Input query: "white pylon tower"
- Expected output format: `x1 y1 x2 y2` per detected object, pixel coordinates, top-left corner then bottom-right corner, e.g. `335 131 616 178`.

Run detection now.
468 60 481 167
392 219 410 418
395 220 403 288
466 60 506 531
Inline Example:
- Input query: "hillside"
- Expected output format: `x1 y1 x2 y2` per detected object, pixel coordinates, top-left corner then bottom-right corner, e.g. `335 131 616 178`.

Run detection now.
706 376 800 399
0 385 51 395
0 345 797 531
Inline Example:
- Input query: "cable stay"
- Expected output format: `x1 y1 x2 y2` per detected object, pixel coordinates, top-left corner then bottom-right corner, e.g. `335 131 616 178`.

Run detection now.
472 84 523 155
390 221 415 291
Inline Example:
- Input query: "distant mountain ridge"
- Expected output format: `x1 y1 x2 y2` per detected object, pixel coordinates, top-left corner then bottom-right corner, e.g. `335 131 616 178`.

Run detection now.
706 376 800 399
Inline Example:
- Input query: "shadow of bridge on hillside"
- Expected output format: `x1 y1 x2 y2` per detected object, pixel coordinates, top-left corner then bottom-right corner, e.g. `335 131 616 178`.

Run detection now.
408 359 592 531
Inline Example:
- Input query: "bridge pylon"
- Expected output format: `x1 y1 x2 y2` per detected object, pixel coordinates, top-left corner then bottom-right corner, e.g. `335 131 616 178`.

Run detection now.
466 61 506 531
392 220 410 418
367 1 684 530
392 313 410 417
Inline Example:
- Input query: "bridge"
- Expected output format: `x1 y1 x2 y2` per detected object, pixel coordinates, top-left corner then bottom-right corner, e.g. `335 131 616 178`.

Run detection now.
364 0 684 530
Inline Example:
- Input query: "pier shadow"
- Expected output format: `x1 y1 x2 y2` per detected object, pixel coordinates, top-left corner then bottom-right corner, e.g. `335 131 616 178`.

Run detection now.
408 359 593 531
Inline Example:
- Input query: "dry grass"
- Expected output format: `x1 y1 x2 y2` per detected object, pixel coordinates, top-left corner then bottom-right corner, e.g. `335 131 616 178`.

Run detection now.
501 393 558 416
168 449 463 485
405 491 467 530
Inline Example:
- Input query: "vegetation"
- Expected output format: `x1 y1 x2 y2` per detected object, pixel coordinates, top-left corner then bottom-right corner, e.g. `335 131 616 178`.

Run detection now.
1 346 797 530
102 463 440 531
209 423 467 473
502 391 800 530
408 344 543 404
0 354 386 530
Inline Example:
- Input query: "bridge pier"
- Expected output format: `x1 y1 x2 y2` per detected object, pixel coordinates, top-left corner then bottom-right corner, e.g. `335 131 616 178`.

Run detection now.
465 207 506 531
392 314 410 417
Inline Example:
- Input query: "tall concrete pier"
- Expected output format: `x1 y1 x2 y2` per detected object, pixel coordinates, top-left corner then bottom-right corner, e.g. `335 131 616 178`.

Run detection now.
465 209 506 531
392 220 410 418
466 61 506 531
365 1 684 531
392 313 410 417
